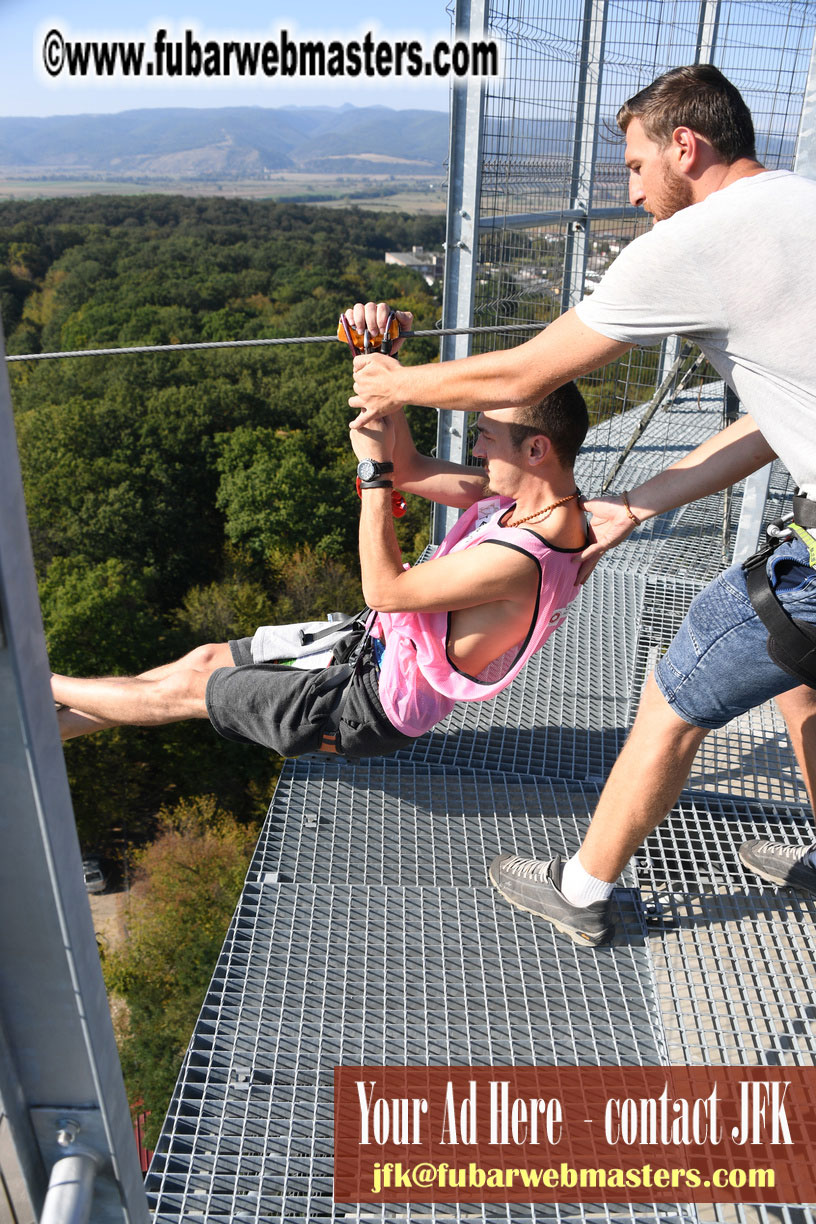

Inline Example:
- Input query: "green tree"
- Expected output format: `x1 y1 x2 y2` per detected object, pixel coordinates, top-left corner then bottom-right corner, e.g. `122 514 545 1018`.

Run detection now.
173 576 273 643
103 795 257 1147
266 545 362 622
215 426 356 559
40 556 161 676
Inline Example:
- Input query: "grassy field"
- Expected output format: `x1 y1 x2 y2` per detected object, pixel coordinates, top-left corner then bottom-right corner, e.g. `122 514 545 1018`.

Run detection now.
0 172 448 214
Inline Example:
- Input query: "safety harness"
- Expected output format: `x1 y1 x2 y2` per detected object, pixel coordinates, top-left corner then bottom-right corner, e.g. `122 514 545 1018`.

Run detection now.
742 492 816 687
293 609 379 754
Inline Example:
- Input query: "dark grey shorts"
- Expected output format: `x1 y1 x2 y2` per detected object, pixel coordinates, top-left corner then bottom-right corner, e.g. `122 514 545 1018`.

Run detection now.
205 636 414 759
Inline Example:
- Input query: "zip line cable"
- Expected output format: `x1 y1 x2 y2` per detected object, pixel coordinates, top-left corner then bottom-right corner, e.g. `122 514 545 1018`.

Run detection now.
4 321 545 364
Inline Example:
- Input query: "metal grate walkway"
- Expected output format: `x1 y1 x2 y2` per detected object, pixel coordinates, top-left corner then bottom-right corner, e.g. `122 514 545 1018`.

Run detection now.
146 391 816 1223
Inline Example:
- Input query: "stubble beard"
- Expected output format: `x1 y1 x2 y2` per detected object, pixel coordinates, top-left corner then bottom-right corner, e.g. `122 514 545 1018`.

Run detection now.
652 161 695 221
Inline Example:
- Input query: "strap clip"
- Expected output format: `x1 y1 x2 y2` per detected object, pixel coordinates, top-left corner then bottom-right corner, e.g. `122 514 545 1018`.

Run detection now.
766 512 794 543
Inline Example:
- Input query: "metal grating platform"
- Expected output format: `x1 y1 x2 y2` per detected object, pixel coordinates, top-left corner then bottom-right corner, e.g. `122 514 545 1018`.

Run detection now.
147 878 665 1224
146 761 816 1221
638 798 816 1072
251 763 629 887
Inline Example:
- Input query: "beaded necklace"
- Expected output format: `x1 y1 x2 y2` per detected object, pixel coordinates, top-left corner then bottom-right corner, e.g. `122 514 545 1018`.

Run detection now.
505 489 580 528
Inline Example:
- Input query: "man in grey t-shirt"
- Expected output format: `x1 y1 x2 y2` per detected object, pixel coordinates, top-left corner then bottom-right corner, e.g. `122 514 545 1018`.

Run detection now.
348 65 816 944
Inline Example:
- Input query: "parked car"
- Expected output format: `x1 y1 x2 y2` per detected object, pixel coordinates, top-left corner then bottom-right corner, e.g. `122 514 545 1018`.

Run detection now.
82 857 107 894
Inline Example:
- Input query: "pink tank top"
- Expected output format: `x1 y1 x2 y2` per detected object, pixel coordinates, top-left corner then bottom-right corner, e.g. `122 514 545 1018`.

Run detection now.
374 495 583 736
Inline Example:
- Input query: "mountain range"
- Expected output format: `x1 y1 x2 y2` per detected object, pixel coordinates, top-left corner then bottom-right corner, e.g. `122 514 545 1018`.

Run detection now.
0 105 451 179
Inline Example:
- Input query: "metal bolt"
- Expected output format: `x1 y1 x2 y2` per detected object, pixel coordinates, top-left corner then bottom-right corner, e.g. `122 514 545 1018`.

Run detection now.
56 1120 80 1147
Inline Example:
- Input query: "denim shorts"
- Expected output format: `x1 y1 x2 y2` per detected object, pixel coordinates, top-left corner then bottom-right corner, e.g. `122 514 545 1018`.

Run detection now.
654 535 816 729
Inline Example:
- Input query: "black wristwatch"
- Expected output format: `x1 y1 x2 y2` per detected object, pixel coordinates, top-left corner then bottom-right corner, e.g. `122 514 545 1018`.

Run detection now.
356 459 394 487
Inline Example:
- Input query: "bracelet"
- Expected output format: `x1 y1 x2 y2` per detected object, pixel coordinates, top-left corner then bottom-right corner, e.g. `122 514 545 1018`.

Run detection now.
621 490 641 526
358 479 394 490
355 478 406 517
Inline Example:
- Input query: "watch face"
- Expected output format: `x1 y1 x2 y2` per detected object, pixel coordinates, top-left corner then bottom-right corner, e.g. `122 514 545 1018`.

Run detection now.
357 459 377 482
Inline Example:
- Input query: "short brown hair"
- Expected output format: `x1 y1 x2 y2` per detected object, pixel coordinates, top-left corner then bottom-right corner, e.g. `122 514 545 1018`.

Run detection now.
617 65 756 163
507 381 588 469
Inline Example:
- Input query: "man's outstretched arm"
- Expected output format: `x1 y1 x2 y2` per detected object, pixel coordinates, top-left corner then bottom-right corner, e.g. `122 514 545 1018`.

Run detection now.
575 413 777 582
350 308 632 426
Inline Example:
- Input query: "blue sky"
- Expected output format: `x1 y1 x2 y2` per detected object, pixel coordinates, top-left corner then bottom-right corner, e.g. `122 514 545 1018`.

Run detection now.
1 0 453 117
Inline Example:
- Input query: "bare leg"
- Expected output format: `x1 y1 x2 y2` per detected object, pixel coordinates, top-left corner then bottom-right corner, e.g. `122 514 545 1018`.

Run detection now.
53 667 211 728
774 684 816 813
53 643 234 741
133 642 234 681
578 673 709 882
58 708 117 740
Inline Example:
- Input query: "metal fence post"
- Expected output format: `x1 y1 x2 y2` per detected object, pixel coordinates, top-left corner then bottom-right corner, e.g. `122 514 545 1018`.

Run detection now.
657 0 722 385
695 0 722 63
433 0 489 544
560 0 609 313
796 25 816 180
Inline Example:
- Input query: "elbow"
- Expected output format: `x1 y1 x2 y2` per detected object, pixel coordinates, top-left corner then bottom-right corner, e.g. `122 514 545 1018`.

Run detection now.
364 595 400 614
361 580 401 614
392 450 422 487
361 579 387 612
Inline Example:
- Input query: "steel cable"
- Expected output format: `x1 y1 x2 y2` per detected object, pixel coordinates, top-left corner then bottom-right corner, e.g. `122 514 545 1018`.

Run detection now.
4 321 546 363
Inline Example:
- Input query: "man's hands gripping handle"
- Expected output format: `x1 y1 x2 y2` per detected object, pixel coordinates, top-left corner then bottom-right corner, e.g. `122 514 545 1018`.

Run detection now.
348 414 396 465
344 301 414 428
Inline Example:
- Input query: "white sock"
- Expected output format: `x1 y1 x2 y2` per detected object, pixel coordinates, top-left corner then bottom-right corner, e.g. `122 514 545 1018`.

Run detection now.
560 853 615 907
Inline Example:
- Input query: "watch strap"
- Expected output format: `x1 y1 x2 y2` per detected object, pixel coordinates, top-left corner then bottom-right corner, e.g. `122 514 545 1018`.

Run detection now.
357 459 394 479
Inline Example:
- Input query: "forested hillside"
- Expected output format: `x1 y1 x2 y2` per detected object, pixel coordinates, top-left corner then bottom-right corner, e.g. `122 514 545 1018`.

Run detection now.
2 195 444 862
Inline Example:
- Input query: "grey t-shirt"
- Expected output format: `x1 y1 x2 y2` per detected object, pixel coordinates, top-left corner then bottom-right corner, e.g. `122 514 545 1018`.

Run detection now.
575 170 816 497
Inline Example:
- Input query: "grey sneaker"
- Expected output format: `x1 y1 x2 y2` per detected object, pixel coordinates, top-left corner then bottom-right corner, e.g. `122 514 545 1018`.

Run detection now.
739 839 816 895
488 853 614 946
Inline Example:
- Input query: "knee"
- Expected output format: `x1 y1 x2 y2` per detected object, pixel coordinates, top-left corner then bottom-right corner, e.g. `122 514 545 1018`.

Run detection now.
186 642 230 670
156 668 210 713
775 684 816 719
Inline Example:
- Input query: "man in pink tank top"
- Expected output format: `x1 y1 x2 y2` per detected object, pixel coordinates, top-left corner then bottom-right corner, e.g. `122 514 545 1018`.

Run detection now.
51 316 588 761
